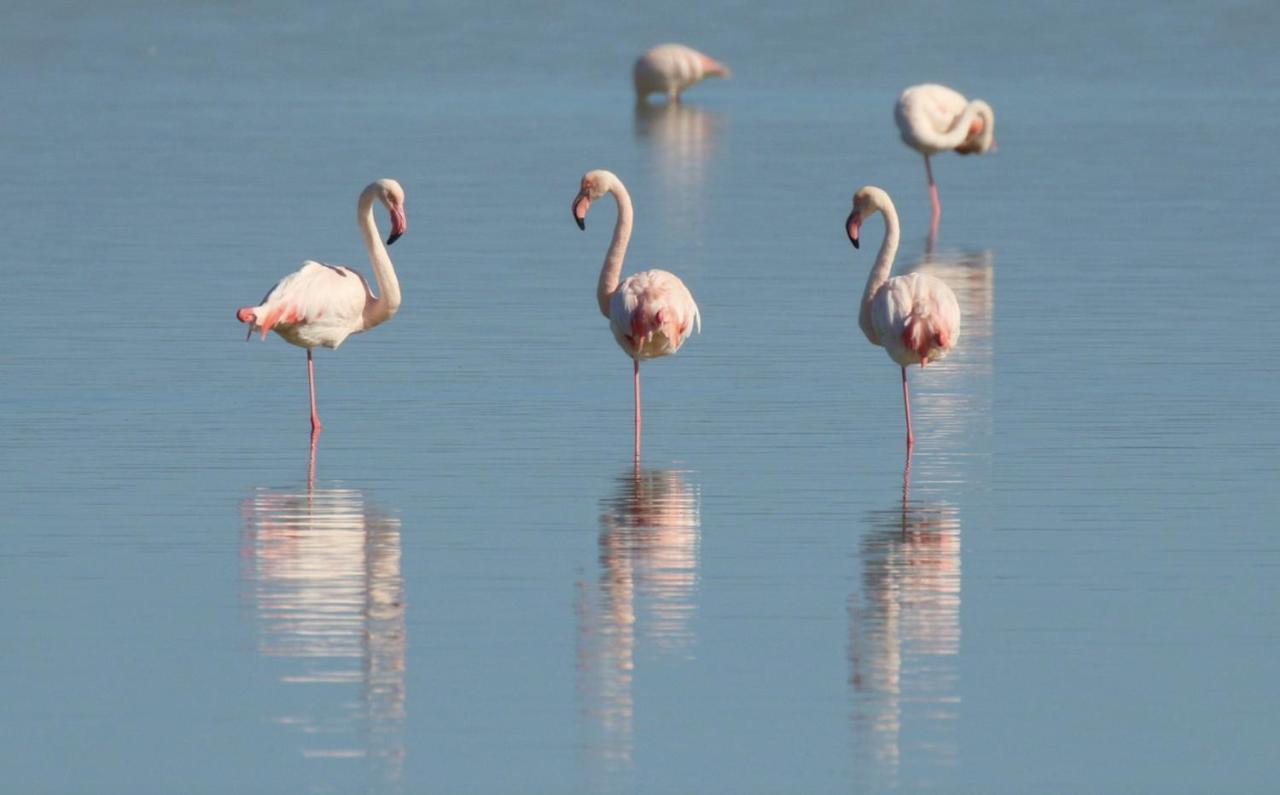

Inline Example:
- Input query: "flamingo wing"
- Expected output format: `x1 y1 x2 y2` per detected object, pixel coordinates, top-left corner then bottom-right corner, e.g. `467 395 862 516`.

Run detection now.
609 269 701 360
871 273 961 367
896 84 971 149
241 261 370 347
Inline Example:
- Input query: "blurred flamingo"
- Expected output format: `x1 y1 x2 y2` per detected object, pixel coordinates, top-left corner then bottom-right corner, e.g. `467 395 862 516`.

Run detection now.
846 186 960 449
634 44 730 103
236 179 407 435
572 169 701 459
894 84 996 238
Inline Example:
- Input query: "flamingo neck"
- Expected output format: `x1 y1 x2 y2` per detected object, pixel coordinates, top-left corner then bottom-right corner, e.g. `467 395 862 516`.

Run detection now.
358 190 401 330
858 199 900 345
597 178 634 317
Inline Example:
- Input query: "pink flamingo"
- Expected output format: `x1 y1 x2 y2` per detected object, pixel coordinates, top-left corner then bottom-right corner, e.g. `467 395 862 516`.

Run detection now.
634 44 730 103
573 169 701 459
894 84 996 238
236 179 407 435
846 186 960 449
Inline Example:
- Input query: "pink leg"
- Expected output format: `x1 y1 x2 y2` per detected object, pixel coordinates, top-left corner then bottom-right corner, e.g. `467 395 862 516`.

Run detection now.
901 366 915 450
924 155 941 233
633 359 642 461
307 349 323 433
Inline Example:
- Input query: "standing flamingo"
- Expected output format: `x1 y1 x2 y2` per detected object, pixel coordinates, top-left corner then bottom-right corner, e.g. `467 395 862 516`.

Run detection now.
894 84 996 238
236 179 407 435
846 186 960 449
633 44 730 103
572 169 701 459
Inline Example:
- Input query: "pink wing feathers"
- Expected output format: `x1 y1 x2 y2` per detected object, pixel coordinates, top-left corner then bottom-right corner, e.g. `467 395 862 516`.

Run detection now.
871 273 961 368
608 269 701 361
237 261 370 348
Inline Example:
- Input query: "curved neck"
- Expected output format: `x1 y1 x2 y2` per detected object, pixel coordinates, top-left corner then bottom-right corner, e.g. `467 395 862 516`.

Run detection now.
358 191 400 330
597 180 634 317
927 102 987 150
858 199 900 344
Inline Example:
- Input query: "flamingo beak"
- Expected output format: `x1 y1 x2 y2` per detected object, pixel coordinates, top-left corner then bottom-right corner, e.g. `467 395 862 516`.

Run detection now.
386 204 407 245
846 210 861 249
573 194 590 230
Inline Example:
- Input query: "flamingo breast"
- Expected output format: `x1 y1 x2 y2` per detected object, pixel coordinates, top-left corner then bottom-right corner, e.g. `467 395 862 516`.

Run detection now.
871 273 961 367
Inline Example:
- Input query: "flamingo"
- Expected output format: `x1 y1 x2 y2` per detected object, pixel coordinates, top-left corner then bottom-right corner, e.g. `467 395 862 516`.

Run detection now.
846 186 960 450
894 84 996 238
572 169 701 459
633 44 730 103
236 179 407 435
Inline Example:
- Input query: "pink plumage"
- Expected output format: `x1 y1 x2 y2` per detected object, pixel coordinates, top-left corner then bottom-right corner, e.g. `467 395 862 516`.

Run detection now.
894 83 996 237
235 179 408 435
633 44 730 103
573 169 701 459
846 186 960 449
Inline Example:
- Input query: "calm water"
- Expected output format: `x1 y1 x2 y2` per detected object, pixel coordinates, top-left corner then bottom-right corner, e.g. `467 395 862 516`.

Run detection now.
3 1 1279 792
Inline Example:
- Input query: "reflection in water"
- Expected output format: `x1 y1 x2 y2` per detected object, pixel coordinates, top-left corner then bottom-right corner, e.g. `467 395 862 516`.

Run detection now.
634 102 721 226
904 249 994 460
240 476 406 788
576 468 701 786
849 460 961 787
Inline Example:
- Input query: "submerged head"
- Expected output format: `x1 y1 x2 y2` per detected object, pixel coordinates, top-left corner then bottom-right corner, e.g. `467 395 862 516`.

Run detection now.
845 186 893 249
365 178 408 245
955 100 996 155
572 169 620 231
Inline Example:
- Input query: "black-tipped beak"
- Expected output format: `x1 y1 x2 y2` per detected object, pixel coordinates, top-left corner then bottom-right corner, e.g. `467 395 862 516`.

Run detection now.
572 194 590 230
386 204 407 246
846 210 861 249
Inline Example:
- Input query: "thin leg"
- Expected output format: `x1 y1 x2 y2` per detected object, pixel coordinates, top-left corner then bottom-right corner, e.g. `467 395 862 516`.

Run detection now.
307 431 318 491
901 366 915 450
633 359 642 462
924 155 941 234
307 349 323 433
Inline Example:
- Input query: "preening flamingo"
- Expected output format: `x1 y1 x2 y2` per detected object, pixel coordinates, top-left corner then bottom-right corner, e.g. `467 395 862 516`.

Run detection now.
572 169 701 459
236 179 407 434
894 84 996 236
634 44 730 103
846 186 960 449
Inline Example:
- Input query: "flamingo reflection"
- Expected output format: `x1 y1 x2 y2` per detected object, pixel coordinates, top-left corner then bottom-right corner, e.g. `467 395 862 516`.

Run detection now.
240 467 406 787
634 102 721 227
849 458 961 786
576 468 701 781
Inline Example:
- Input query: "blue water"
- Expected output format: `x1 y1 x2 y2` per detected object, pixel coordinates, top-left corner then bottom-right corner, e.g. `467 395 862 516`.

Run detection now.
2 1 1278 792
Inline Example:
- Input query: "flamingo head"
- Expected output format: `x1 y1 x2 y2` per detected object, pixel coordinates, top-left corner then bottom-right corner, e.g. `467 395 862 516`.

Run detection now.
572 169 618 230
373 178 408 245
846 186 892 249
954 101 996 155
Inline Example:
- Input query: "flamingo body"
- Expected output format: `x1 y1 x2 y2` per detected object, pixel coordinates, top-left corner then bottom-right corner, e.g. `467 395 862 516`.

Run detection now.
634 44 730 102
609 269 701 361
238 261 371 349
870 271 961 368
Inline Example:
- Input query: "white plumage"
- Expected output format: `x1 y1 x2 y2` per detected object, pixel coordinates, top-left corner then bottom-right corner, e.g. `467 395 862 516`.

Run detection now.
243 261 371 349
633 44 730 102
609 269 701 361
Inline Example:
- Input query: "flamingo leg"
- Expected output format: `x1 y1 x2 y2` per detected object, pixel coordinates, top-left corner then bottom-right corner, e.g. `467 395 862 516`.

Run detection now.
633 359 642 461
901 366 915 450
307 349 323 434
924 155 941 235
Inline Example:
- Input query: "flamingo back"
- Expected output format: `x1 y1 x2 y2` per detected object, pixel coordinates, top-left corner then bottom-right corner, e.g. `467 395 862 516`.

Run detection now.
871 272 961 368
609 269 701 361
895 84 972 153
634 44 726 99
239 261 370 349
